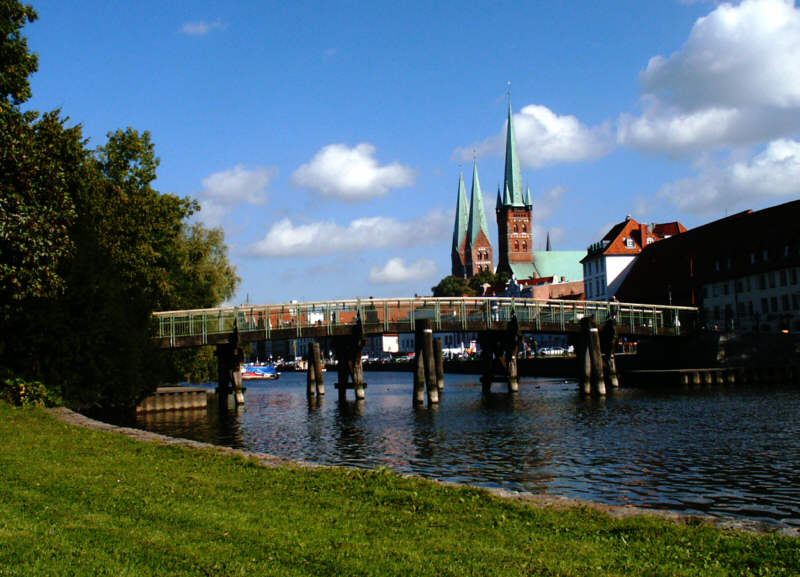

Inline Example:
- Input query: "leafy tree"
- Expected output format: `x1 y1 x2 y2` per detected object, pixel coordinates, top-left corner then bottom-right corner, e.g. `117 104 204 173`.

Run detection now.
0 6 239 408
0 1 37 106
468 270 510 295
432 275 475 297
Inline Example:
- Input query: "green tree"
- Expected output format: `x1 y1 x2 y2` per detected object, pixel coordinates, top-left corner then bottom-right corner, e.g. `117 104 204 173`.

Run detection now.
0 1 37 106
0 6 239 407
468 270 509 295
431 275 475 297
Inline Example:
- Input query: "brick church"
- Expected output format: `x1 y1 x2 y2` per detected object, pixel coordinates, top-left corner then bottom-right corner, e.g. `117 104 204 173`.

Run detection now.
451 102 534 279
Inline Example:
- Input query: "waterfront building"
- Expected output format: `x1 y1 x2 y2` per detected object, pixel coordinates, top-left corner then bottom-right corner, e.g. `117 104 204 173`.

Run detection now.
615 200 800 332
581 216 686 301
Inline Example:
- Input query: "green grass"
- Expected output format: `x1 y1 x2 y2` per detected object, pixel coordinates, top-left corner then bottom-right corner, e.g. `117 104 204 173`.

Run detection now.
0 403 797 576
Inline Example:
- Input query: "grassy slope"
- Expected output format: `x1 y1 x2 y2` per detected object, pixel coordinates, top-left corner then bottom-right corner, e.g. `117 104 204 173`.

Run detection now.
0 403 797 577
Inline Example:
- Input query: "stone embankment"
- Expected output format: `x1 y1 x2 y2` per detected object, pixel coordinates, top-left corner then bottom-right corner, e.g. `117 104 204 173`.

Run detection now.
49 406 798 538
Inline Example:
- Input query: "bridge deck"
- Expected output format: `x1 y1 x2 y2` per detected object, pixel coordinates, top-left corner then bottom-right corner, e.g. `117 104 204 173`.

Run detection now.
152 297 698 349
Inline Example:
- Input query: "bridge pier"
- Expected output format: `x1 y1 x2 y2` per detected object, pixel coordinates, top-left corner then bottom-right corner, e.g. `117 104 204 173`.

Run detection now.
306 341 325 398
434 338 445 391
216 341 245 409
413 319 439 405
334 320 367 401
601 318 620 389
479 314 520 394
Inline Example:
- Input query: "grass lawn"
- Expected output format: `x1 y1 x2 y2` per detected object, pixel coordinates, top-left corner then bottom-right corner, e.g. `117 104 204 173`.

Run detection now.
0 402 797 576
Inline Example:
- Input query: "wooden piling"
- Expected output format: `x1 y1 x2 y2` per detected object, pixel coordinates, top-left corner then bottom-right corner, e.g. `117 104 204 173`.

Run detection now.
421 320 439 404
434 338 445 391
581 316 605 395
413 322 426 404
311 342 325 396
479 333 494 395
601 318 619 389
505 341 519 393
306 349 316 398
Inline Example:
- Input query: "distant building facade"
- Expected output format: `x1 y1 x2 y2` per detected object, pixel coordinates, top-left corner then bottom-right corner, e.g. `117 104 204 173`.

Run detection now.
616 200 800 333
581 216 686 301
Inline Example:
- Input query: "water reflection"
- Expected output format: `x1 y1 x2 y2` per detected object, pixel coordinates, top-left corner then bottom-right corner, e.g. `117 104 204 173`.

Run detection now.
112 372 800 528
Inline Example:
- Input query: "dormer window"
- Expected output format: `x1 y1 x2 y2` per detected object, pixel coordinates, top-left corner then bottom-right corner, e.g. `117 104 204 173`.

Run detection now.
646 237 654 245
625 237 635 249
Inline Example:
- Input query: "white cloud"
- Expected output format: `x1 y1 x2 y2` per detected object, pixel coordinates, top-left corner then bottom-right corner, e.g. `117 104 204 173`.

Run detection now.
291 143 416 201
247 209 451 257
642 0 800 110
196 199 228 228
368 258 438 284
620 0 800 153
456 105 613 168
180 19 225 36
201 165 277 205
658 139 800 215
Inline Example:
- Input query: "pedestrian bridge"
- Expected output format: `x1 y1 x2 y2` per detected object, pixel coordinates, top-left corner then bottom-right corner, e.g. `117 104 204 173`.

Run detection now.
151 297 698 349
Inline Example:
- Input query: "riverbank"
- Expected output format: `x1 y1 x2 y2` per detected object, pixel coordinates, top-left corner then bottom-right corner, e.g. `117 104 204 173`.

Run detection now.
1 402 797 576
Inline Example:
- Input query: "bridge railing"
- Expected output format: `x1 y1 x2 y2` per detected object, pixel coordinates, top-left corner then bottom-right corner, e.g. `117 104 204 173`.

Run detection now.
152 297 698 346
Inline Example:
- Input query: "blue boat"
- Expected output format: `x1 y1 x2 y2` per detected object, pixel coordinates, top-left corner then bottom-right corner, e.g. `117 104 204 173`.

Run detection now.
241 363 280 381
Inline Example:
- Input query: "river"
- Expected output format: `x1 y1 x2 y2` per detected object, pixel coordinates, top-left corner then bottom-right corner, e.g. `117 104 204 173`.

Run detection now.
118 372 800 529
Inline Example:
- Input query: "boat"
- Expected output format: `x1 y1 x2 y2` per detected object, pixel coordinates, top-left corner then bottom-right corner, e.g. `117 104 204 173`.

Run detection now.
240 363 280 381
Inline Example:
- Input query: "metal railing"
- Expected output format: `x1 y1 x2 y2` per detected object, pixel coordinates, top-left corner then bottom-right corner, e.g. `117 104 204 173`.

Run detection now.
152 297 698 346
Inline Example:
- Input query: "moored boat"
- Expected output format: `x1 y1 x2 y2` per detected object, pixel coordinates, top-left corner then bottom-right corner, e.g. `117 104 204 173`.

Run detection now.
240 363 280 380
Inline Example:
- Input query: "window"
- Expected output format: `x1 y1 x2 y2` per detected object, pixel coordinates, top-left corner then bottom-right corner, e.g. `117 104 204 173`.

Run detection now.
713 284 721 297
735 280 742 293
513 224 518 233
715 260 721 272
646 237 654 245
763 249 769 261
522 224 527 233
782 294 790 311
727 257 732 269
760 274 767 290
722 283 729 296
780 270 787 286
750 252 756 264
625 237 635 249
514 241 519 251
762 298 769 314
748 301 754 315
522 241 527 251
737 301 745 315
769 272 776 289
771 296 778 313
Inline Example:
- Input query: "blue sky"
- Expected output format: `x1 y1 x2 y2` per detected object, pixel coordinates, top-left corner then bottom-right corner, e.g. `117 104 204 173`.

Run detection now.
24 0 800 304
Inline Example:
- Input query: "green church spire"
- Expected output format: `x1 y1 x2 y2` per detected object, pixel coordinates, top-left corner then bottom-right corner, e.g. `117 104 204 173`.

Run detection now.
502 101 525 207
451 172 469 254
467 162 490 245
525 184 532 207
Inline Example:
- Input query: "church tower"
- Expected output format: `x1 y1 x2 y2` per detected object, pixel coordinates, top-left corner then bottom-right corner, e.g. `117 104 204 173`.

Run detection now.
465 162 494 276
496 101 534 278
450 172 469 277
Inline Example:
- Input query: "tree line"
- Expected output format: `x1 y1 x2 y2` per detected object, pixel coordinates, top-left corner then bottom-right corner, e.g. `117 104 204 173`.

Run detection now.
0 1 239 409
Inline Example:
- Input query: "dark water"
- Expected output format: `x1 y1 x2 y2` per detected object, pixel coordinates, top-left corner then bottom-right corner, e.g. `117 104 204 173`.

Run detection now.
123 373 800 528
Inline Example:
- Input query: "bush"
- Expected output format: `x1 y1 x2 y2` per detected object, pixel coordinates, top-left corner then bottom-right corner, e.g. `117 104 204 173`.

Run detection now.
1 378 60 407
